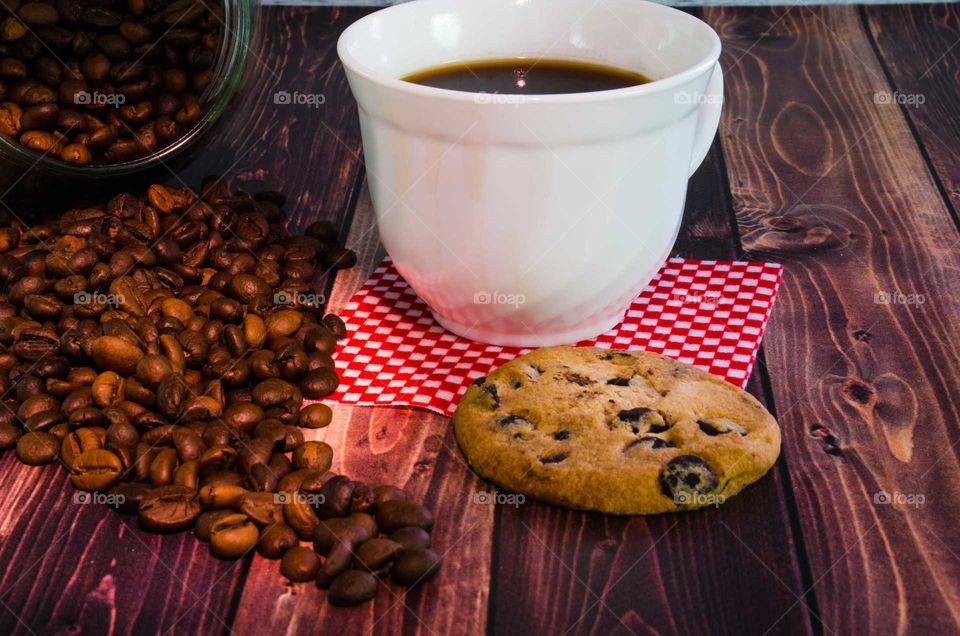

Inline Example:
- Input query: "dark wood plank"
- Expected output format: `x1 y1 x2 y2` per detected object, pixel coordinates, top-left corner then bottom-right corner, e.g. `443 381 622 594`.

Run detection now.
863 4 960 220
0 7 372 635
0 462 244 635
230 187 493 635
489 142 815 636
706 5 960 633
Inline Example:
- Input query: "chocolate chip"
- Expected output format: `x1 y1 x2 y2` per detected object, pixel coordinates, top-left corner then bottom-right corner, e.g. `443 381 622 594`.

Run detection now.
471 376 486 386
564 372 594 386
698 418 747 436
617 407 652 422
512 380 522 389
660 455 718 500
553 430 569 441
482 384 499 408
498 415 530 428
540 453 567 464
606 377 631 386
625 436 673 451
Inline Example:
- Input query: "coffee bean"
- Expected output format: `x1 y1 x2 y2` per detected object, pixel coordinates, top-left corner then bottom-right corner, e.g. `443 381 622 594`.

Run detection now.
0 422 19 449
354 538 403 572
280 545 320 582
322 314 347 339
139 484 201 532
392 549 441 587
108 481 151 514
209 512 258 558
91 336 142 374
256 522 298 560
292 441 333 473
327 570 378 606
300 368 339 400
194 508 234 542
390 527 432 554
298 403 332 429
70 448 122 491
16 431 59 464
376 500 434 533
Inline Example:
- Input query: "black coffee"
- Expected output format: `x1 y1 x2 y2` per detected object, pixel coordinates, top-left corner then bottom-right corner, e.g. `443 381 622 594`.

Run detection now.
402 58 651 94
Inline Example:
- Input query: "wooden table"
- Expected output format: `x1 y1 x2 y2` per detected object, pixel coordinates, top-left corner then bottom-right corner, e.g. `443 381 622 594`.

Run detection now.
2 4 959 635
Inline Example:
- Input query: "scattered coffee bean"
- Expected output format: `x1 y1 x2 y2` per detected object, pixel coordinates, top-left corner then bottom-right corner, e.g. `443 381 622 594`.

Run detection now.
209 512 259 559
392 549 441 587
0 178 415 609
327 569 378 607
280 545 320 582
16 431 59 465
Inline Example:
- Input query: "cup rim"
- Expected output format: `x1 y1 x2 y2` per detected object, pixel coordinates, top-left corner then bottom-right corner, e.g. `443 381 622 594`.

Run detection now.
337 0 721 104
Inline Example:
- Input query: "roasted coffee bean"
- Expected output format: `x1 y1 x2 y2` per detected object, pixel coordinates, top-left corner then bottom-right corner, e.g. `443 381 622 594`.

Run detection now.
70 448 122 491
237 491 281 526
322 314 347 339
292 441 333 473
256 522 298 560
376 500 434 533
0 422 19 450
390 527 432 554
327 570 378 606
311 475 351 520
373 485 408 506
194 509 235 542
280 545 320 582
108 481 151 514
298 403 332 429
300 368 339 400
392 549 441 587
16 431 59 464
209 512 258 559
139 485 201 532
355 538 403 572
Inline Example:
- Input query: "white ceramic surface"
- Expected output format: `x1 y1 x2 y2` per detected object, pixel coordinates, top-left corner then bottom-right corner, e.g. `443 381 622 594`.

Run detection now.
338 0 723 346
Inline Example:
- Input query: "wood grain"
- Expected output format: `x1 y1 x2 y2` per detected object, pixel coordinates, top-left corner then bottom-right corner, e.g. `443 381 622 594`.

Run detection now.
862 4 960 217
488 140 814 636
174 7 371 234
0 462 245 635
706 5 960 634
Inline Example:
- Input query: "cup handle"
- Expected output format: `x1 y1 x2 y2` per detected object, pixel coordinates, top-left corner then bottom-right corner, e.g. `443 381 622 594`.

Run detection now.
688 62 723 176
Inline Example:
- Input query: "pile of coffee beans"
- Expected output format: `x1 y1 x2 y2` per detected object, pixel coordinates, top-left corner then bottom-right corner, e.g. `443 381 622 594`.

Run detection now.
0 0 224 165
0 177 439 607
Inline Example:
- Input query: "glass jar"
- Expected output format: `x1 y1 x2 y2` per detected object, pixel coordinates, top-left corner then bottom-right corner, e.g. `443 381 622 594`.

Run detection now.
0 0 260 209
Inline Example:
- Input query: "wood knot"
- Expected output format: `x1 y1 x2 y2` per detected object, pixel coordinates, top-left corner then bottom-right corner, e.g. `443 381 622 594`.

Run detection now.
853 329 872 342
809 423 843 456
842 379 876 406
747 205 848 255
764 215 804 232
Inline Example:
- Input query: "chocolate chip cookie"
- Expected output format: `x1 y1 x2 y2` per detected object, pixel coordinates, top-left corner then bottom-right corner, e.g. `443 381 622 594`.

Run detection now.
453 347 780 514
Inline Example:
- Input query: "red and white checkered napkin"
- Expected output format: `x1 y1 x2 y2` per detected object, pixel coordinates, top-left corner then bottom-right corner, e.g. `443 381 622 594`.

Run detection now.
326 258 783 416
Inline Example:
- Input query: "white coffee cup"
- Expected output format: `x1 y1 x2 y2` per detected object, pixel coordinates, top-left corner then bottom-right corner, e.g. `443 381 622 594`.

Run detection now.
338 0 722 347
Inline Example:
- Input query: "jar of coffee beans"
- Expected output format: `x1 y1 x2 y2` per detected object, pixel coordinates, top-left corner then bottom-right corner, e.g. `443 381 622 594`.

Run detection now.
0 0 258 201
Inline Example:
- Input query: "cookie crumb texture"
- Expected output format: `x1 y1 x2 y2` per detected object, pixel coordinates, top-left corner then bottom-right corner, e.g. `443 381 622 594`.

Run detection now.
453 347 781 514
